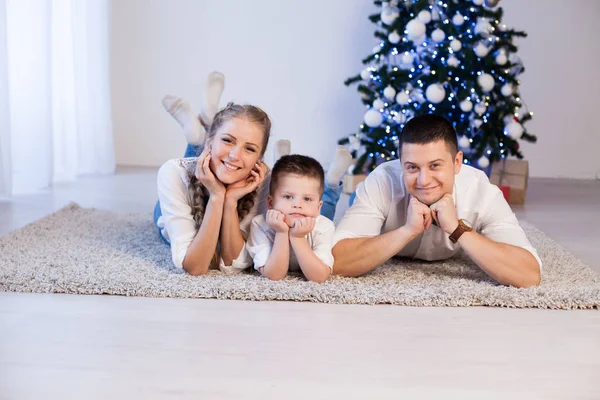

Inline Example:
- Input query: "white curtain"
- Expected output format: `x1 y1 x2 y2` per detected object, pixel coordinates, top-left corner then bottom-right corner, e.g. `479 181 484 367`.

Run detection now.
0 0 114 197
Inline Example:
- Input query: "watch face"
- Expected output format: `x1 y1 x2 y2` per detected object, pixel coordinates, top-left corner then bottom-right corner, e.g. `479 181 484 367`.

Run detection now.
461 219 473 229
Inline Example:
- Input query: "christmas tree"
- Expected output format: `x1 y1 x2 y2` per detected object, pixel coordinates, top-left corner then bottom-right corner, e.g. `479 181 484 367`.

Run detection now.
340 0 536 174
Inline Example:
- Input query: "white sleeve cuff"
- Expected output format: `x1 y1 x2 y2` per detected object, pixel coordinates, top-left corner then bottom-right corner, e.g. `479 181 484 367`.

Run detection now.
218 243 253 274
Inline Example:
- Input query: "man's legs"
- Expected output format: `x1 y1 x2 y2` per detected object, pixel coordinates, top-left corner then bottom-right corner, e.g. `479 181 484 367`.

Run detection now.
320 182 343 220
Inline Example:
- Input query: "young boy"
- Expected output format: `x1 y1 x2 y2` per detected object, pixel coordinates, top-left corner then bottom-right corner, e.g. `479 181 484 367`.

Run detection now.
247 155 335 283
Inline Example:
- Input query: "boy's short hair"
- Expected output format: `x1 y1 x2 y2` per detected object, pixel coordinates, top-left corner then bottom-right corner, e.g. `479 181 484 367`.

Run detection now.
270 155 325 197
399 114 458 157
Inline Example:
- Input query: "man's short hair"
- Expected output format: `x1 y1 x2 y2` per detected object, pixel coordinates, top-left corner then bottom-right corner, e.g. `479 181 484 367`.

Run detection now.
270 155 325 197
399 114 458 157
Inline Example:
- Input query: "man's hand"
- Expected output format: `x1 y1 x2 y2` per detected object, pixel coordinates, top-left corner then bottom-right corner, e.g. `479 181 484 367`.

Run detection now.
290 217 316 238
405 196 433 235
266 210 289 233
429 194 459 234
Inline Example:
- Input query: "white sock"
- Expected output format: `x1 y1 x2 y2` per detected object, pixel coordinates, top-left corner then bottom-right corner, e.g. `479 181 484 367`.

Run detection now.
203 71 225 126
326 146 353 186
162 95 206 146
274 139 291 162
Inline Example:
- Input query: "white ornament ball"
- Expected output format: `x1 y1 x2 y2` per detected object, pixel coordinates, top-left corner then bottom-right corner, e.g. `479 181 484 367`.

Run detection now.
495 52 508 65
406 18 426 40
474 102 487 115
473 119 483 128
431 28 446 43
373 99 385 110
460 99 473 112
418 10 432 23
388 31 401 44
360 68 371 80
505 121 524 139
474 42 489 58
450 39 462 52
381 6 399 25
412 34 426 46
447 56 459 67
396 91 410 105
425 83 446 104
452 14 465 26
478 156 490 169
478 73 495 92
475 19 492 37
364 109 384 128
458 136 471 148
501 84 514 97
393 113 408 124
473 0 484 4
383 85 396 100
401 52 414 65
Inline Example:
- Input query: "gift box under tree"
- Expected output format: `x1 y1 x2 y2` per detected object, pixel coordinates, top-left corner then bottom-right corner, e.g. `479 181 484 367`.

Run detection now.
489 159 529 205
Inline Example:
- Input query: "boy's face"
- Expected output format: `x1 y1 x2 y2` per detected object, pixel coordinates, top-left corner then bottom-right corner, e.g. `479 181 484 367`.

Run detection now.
267 173 323 227
400 139 462 206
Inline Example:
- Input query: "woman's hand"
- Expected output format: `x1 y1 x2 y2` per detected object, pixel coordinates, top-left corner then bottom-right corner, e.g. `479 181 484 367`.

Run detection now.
195 146 226 199
225 161 268 203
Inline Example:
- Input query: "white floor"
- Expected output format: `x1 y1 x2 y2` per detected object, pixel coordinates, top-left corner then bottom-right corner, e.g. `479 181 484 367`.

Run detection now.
1 168 599 399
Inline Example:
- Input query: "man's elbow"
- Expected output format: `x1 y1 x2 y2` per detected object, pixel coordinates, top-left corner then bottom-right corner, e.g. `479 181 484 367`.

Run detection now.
508 262 541 288
516 268 541 288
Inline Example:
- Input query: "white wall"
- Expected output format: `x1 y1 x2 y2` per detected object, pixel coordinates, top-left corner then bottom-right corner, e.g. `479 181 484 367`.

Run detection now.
111 0 600 179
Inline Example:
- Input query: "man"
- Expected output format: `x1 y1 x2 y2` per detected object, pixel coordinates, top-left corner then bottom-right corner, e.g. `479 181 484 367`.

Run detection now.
332 114 541 288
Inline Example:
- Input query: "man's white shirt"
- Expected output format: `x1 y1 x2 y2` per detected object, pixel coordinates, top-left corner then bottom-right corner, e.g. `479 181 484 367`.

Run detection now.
333 161 542 269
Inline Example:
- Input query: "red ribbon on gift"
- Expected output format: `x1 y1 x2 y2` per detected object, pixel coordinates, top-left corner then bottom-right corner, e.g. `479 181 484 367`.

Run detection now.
498 185 511 202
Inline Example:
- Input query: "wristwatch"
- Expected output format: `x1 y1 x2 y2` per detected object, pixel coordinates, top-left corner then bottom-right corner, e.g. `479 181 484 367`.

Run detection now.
449 219 473 243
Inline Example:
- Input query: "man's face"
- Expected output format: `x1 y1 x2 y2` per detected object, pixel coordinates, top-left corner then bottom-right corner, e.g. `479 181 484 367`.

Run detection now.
400 140 462 206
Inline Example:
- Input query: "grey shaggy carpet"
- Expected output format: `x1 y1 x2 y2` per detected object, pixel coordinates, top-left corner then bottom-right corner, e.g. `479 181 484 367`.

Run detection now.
0 203 598 309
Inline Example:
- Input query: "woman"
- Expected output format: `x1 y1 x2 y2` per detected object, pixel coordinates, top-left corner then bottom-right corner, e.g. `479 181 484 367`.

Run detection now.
155 72 352 276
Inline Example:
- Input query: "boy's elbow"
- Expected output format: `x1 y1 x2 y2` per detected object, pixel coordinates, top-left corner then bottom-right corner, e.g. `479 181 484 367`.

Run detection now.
261 267 286 281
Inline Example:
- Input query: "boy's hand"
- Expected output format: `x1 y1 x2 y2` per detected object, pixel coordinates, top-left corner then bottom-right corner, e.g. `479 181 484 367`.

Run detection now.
266 210 289 233
290 217 316 238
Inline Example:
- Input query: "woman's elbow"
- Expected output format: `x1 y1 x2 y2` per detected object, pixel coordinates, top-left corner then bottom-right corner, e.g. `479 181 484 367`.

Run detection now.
308 275 329 284
182 262 209 276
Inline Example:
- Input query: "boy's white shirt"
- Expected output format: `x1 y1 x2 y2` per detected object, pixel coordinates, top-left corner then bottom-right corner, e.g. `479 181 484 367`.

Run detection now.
247 214 335 272
334 161 542 270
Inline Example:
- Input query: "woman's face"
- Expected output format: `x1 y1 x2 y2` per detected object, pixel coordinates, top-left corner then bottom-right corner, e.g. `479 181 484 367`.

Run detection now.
208 117 265 185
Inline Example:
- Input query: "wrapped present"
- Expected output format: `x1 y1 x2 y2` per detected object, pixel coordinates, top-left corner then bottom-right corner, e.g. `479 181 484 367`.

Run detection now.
343 174 367 194
498 185 511 202
489 159 528 204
